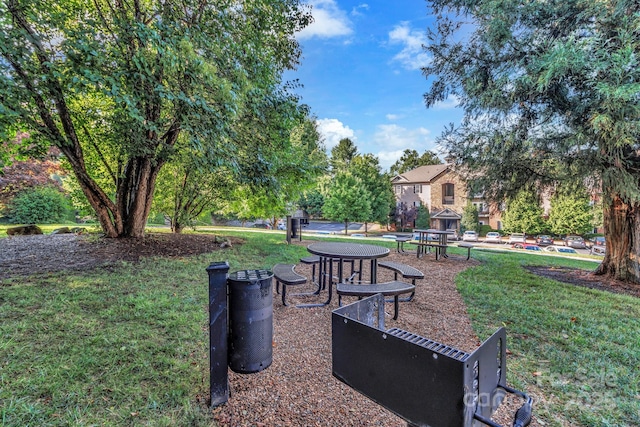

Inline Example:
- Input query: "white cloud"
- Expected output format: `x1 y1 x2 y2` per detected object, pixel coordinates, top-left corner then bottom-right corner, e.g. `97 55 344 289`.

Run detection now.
297 0 353 40
432 94 460 110
351 3 369 16
316 118 356 149
371 124 437 171
373 124 431 149
386 113 400 121
388 22 431 70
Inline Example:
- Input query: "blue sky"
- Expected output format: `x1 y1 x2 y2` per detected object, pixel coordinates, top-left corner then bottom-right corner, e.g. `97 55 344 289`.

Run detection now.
285 0 463 172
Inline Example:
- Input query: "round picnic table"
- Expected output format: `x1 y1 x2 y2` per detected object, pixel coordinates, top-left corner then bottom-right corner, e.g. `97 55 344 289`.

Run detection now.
303 242 390 307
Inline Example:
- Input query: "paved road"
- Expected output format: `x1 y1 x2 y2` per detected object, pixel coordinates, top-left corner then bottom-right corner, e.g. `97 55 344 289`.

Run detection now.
304 221 364 233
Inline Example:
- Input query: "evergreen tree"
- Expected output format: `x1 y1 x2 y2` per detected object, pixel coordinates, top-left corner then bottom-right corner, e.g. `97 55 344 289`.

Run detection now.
547 189 594 236
415 204 431 229
461 202 479 232
424 0 640 282
329 138 358 173
501 190 544 235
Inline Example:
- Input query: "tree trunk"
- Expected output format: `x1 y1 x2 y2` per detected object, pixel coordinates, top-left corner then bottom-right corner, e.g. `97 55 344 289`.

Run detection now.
595 195 640 284
344 221 349 236
113 157 161 238
171 219 183 234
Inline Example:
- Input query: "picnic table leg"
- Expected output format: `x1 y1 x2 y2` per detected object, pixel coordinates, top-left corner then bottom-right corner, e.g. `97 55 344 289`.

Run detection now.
297 256 333 308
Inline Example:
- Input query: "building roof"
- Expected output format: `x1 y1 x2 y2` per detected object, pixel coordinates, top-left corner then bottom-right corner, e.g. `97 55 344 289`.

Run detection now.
431 208 462 219
392 164 449 184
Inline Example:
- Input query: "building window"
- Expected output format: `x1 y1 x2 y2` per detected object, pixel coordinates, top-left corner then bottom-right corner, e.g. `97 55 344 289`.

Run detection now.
442 183 454 205
414 184 422 193
414 201 421 208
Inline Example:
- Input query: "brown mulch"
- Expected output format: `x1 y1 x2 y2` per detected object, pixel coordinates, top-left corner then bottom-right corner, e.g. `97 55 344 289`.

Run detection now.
3 232 633 426
525 265 640 299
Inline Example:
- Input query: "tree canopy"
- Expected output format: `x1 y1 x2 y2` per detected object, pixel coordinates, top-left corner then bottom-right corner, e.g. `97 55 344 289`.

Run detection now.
322 172 371 235
0 0 311 237
424 0 640 282
350 154 395 230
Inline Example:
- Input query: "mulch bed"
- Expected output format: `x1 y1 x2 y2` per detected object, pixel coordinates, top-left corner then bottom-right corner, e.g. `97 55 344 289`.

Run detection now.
525 265 640 298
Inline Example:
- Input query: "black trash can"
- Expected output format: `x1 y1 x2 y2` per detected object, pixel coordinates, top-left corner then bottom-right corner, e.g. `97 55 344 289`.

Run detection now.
227 269 274 374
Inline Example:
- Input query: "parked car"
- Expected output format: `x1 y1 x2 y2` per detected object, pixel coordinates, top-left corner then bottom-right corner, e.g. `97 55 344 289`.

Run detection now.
252 223 272 229
535 235 554 246
544 245 577 254
512 243 542 251
413 233 438 241
446 229 460 241
462 230 479 242
590 245 606 255
484 232 502 244
588 236 606 248
507 233 526 244
563 235 587 249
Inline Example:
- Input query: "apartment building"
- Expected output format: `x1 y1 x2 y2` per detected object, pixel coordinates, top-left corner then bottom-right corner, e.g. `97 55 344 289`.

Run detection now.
391 164 502 230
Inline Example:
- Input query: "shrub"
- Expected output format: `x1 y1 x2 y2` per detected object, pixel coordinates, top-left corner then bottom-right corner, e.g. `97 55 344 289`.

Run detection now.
7 186 73 224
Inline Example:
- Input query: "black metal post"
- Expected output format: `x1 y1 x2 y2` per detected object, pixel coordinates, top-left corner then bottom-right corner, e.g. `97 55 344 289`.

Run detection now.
206 261 230 407
286 215 292 244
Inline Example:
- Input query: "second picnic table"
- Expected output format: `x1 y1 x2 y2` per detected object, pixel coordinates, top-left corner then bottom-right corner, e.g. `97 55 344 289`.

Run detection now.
412 229 453 260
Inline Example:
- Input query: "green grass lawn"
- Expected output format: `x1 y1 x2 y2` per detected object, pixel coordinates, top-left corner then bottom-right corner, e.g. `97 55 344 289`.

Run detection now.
1 230 638 426
458 248 640 426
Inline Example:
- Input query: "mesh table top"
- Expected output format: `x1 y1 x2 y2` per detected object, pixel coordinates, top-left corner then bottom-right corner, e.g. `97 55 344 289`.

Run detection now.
307 242 390 259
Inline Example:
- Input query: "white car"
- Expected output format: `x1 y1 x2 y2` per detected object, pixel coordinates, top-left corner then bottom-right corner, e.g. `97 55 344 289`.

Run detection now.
484 232 502 243
462 230 479 242
508 233 526 244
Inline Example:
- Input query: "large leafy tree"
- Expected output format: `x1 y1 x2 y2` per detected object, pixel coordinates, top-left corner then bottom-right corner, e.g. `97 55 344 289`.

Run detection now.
322 172 371 235
547 188 594 236
389 149 441 175
425 0 640 282
220 114 327 227
351 154 395 232
0 0 311 237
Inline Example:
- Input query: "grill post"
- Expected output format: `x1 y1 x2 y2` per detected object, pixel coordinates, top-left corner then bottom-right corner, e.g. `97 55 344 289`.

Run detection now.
207 261 230 407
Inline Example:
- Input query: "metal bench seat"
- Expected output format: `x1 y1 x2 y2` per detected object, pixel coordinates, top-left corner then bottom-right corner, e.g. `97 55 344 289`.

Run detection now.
457 242 474 260
336 281 415 320
273 263 307 306
377 261 424 302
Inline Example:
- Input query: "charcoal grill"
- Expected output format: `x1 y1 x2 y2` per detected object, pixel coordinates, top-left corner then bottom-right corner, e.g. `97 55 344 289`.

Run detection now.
332 294 532 427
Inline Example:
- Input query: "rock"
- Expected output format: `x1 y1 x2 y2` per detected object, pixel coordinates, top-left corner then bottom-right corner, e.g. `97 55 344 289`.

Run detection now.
6 224 43 236
51 227 72 234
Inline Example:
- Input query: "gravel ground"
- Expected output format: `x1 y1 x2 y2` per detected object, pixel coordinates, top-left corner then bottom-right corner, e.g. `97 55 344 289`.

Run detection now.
0 234 540 426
